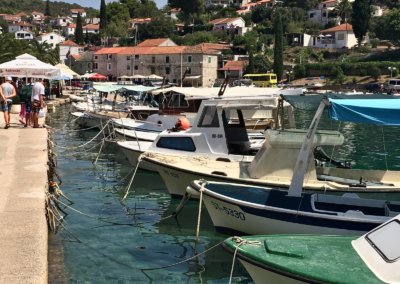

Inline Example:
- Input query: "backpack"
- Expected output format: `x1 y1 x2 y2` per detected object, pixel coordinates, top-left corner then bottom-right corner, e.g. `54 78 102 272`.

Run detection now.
19 85 32 103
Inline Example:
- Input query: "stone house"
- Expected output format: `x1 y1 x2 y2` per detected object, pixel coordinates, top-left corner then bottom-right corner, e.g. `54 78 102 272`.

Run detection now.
307 0 355 25
83 24 100 34
93 45 219 87
31 11 45 24
59 40 84 61
53 16 73 28
70 9 86 18
15 31 34 40
237 0 275 15
137 38 177 47
36 32 65 48
209 17 247 36
312 23 357 49
8 21 33 33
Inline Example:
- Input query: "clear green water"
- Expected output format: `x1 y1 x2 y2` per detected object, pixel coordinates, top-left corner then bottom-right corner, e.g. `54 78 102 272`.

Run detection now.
48 106 252 283
48 105 400 283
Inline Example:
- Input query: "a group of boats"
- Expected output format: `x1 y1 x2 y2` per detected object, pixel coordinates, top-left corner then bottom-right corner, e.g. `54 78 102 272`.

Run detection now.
69 83 400 284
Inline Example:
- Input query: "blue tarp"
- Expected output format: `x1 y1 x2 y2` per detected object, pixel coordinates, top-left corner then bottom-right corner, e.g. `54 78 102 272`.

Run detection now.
329 99 400 126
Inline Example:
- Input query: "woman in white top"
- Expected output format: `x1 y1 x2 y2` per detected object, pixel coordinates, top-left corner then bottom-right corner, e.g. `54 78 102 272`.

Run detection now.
31 79 45 128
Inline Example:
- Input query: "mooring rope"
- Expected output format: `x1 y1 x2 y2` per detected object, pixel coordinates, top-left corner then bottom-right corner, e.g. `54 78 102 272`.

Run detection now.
53 124 101 133
195 182 205 241
228 236 261 284
141 240 225 271
121 154 143 201
56 120 110 150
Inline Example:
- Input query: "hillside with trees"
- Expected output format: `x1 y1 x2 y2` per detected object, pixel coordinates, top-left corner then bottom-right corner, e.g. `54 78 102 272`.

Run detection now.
0 0 96 16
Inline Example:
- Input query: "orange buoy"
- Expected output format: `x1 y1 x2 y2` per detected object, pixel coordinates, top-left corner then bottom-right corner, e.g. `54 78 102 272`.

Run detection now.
176 117 190 130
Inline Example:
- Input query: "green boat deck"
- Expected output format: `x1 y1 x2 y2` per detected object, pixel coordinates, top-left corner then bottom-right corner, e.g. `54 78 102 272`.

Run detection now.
223 235 384 283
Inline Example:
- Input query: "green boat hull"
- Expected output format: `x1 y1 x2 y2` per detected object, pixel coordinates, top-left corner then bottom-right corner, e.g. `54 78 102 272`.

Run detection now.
223 235 383 284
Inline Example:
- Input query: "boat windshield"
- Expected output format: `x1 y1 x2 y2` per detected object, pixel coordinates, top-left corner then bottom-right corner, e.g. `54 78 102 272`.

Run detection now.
365 219 400 262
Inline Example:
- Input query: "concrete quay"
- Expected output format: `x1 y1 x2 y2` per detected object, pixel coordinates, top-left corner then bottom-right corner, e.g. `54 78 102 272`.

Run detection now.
0 111 49 283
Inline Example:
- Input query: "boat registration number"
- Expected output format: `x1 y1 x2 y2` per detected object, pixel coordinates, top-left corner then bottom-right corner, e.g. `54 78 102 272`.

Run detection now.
210 201 245 220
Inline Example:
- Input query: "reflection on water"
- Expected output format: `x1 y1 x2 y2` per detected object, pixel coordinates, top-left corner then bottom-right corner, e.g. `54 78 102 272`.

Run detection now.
295 109 400 170
48 105 400 283
47 106 252 283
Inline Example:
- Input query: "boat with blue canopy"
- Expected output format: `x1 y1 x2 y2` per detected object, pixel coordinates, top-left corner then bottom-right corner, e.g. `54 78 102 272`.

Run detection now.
142 97 400 199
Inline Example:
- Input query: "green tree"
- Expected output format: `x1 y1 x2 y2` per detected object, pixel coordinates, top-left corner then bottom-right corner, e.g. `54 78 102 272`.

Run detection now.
251 6 272 24
139 17 176 39
371 9 400 45
45 0 51 16
332 66 345 84
120 0 141 17
173 31 217 45
334 0 352 24
284 0 319 11
351 0 372 46
246 51 255 74
75 13 84 44
254 54 271 73
273 12 284 81
100 0 107 32
135 1 161 18
368 66 381 81
170 0 204 18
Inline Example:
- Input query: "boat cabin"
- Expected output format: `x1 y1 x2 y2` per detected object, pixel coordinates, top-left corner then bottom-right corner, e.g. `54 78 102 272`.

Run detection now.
150 95 295 157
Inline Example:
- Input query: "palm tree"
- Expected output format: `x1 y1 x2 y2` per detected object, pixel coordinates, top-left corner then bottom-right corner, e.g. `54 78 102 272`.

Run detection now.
334 0 352 24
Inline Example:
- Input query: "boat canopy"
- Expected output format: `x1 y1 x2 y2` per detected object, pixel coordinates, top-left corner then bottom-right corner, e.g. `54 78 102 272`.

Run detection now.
329 99 400 126
93 83 158 93
151 86 292 100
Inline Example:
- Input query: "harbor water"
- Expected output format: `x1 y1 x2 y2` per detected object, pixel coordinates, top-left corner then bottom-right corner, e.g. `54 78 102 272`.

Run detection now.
48 104 400 283
47 106 251 283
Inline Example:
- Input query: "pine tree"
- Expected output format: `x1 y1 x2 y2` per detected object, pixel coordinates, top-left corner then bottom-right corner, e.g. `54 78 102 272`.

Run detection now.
246 51 255 74
85 28 89 44
45 0 51 16
100 0 107 31
273 12 284 82
351 0 372 46
75 13 84 44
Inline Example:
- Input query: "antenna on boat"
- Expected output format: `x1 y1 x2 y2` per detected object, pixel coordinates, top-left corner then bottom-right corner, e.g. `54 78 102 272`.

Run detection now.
180 67 189 87
288 97 330 197
218 72 230 97
161 76 167 88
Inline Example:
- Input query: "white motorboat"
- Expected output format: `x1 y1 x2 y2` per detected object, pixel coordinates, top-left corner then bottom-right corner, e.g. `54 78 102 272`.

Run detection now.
187 179 400 235
139 97 400 199
116 95 295 168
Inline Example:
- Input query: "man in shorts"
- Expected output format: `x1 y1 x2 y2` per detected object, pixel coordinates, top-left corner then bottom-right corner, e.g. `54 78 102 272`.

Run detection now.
31 78 45 128
20 78 33 127
0 76 16 129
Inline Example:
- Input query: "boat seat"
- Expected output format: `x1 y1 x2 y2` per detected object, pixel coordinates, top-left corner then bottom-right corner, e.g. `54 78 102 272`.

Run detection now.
225 125 250 154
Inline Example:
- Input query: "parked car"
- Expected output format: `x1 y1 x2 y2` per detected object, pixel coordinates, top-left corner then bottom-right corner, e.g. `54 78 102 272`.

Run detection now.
365 83 382 92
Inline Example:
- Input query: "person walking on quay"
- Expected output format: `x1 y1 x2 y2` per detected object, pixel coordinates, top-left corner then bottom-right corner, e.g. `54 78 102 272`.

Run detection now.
0 76 16 129
19 78 33 127
31 78 45 128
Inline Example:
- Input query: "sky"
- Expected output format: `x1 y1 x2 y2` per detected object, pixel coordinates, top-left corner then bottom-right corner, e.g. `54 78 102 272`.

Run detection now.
51 0 168 9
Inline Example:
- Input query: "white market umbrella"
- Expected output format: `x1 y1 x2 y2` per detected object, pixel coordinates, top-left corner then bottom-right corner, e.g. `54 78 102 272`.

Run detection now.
132 74 146 79
147 74 163 80
0 53 60 79
81 72 96 79
55 63 80 79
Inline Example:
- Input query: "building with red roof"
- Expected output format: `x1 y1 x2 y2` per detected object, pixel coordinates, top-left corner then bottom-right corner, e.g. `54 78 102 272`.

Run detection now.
208 17 247 36
137 38 177 47
59 40 84 61
92 40 220 86
312 23 357 49
218 60 247 80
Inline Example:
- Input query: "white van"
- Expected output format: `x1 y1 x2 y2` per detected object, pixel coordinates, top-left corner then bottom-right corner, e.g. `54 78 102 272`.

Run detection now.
387 79 400 90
